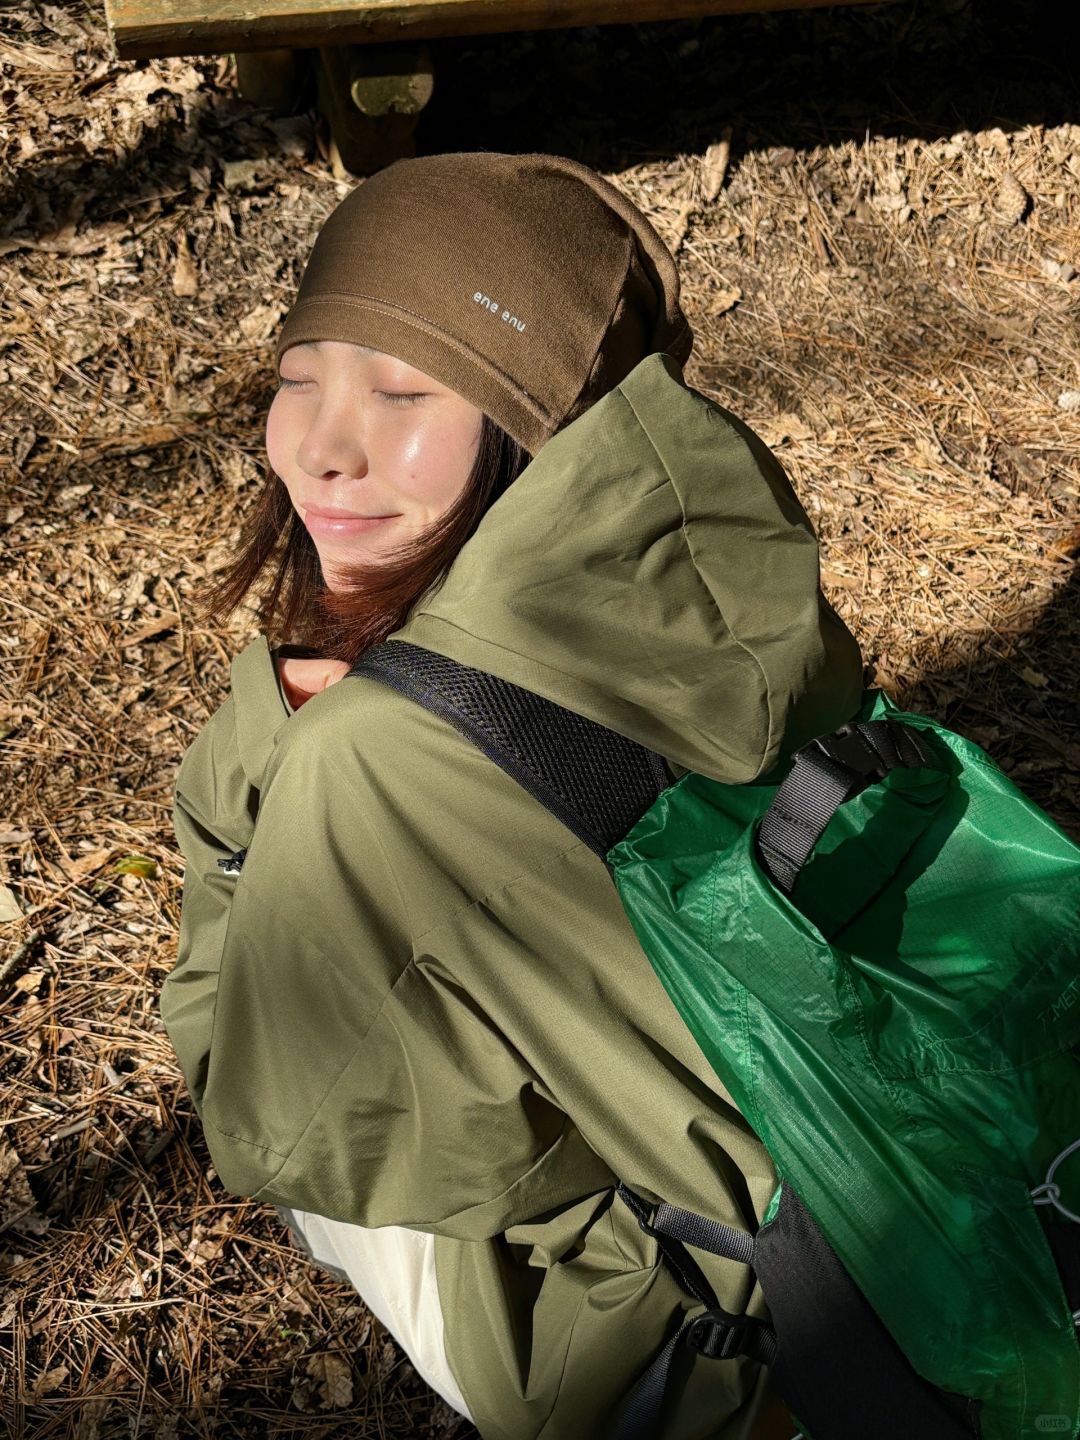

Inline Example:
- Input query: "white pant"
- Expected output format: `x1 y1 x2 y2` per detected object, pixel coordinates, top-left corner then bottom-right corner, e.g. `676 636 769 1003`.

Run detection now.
277 1205 473 1422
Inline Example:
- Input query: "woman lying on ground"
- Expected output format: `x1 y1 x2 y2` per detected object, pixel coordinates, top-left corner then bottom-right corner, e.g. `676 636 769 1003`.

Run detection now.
161 150 862 1439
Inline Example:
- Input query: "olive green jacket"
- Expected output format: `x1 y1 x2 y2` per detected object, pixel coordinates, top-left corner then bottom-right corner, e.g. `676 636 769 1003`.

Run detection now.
162 353 862 1439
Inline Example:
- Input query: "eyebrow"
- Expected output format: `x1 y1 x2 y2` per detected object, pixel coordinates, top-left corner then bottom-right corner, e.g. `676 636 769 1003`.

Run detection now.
292 341 377 356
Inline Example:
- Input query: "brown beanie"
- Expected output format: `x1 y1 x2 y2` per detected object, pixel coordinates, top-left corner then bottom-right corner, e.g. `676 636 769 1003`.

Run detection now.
274 151 693 455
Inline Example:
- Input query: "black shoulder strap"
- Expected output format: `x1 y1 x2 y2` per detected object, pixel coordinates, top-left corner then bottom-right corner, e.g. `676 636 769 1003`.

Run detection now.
349 638 671 865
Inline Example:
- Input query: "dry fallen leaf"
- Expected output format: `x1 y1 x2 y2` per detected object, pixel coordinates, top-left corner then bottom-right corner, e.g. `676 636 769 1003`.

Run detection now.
121 613 181 648
63 847 112 882
0 1139 37 1232
1048 524 1080 560
993 171 1029 225
56 483 93 508
1019 665 1049 688
222 158 265 192
299 1352 354 1410
700 128 732 202
761 412 815 445
29 1365 69 1402
661 198 696 254
0 881 22 923
706 285 742 316
113 64 202 102
238 302 285 343
172 233 199 298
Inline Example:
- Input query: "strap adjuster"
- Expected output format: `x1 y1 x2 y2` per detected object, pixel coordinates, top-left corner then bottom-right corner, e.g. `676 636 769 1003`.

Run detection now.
810 722 888 783
685 1306 755 1359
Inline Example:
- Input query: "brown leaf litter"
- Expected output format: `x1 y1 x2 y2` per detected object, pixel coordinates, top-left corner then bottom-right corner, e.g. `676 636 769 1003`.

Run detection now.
2 0 1079 1435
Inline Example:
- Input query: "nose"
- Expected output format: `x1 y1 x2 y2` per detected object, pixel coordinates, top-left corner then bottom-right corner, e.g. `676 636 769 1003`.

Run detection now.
295 395 369 482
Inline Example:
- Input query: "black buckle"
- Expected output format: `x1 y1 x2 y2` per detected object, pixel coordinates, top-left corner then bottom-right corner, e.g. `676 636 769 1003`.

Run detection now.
216 848 246 874
685 1306 756 1360
810 722 888 782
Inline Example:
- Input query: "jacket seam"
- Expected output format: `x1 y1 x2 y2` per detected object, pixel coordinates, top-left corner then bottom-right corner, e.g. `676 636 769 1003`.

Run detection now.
205 1121 290 1161
394 1111 587 1231
199 880 397 1165
606 1201 635 1270
410 832 598 949
250 1078 582 1226
531 1258 672 1440
173 788 249 862
202 798 416 1172
237 949 414 1187
530 1264 605 1439
211 985 404 1174
356 779 415 942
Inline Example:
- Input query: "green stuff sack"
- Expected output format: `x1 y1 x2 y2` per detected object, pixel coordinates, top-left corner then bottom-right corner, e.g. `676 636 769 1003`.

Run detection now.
353 643 1080 1440
608 686 1080 1440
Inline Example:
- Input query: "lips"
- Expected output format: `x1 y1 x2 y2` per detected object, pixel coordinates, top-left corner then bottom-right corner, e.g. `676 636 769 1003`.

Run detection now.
304 504 395 520
301 506 400 540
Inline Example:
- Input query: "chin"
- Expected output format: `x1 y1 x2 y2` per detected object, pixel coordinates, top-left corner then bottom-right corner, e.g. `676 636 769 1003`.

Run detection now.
319 549 375 589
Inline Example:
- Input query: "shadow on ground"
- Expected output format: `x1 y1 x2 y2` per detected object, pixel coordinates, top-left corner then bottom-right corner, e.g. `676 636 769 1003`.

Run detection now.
907 557 1080 839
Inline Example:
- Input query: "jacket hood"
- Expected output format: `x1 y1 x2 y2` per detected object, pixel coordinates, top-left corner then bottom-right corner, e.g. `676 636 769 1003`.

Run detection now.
393 351 863 784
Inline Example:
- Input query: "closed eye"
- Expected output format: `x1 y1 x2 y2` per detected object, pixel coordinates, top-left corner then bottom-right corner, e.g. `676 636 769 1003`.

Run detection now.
274 381 427 405
379 392 426 406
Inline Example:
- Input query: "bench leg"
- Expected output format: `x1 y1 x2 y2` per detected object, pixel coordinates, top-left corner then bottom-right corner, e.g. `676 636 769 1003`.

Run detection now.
315 42 434 178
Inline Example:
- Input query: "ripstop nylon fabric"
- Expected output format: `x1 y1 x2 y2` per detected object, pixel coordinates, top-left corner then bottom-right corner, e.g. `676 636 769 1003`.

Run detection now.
609 687 1080 1439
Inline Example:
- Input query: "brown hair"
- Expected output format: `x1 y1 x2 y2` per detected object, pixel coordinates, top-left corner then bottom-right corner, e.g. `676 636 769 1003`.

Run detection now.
199 414 530 663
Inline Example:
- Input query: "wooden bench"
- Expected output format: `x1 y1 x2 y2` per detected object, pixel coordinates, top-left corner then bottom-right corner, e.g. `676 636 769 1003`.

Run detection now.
108 0 880 61
104 0 881 174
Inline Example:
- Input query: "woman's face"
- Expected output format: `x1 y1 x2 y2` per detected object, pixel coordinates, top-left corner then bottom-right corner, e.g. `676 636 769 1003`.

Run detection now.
266 340 484 589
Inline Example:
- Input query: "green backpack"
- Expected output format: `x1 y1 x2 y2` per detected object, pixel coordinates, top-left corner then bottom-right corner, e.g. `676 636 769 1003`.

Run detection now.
352 640 1080 1440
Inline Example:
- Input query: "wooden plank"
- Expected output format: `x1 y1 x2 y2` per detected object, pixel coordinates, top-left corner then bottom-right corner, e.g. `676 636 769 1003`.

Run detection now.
106 0 887 62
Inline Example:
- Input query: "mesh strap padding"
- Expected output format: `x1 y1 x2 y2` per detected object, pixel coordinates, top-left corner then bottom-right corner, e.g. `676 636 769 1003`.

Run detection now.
349 639 672 860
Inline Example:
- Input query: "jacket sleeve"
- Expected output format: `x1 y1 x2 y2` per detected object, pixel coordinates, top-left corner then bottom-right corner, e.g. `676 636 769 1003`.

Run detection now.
165 733 249 1110
182 693 612 1240
161 636 293 1115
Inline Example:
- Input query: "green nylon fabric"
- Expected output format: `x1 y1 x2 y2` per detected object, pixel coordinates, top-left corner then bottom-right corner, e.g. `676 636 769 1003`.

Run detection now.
608 688 1080 1440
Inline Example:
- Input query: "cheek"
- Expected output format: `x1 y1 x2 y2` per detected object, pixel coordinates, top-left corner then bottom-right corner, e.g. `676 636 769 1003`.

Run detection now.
265 398 303 506
265 396 288 475
395 414 479 507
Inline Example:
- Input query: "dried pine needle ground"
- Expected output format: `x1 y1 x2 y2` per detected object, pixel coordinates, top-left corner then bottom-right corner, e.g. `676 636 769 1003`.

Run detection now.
1 0 1079 1435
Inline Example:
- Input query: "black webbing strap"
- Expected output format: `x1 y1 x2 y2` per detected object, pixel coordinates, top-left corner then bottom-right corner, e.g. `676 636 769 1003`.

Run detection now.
757 719 938 895
617 1183 721 1310
653 1199 756 1267
609 1184 775 1440
610 1306 778 1440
